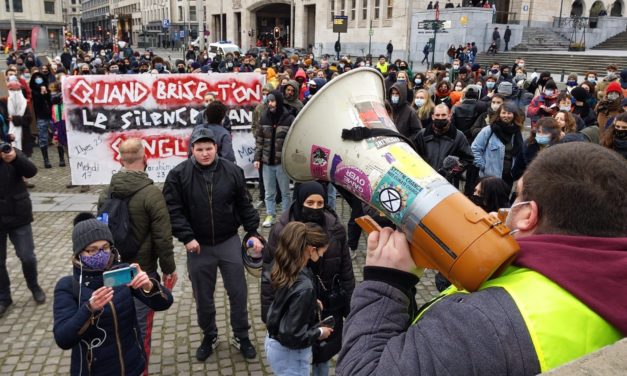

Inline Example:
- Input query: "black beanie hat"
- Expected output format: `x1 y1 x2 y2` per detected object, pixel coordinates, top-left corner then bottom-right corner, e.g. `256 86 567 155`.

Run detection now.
72 213 114 256
545 80 558 90
571 87 588 102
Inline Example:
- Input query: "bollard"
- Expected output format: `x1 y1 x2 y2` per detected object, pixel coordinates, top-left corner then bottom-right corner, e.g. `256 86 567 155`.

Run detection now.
561 69 565 82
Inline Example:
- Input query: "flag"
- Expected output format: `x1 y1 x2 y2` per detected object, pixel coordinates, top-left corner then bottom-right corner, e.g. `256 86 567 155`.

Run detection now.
435 7 440 21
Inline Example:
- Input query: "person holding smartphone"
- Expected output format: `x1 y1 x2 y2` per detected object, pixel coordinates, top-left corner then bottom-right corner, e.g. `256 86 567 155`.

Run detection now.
265 222 334 376
53 213 173 376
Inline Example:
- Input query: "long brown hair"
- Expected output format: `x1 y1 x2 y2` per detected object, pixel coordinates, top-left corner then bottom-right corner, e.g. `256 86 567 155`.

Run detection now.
601 112 627 148
271 222 329 290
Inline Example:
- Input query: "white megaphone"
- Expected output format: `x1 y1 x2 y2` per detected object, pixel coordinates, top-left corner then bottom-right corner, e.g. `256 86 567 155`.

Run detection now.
282 68 519 292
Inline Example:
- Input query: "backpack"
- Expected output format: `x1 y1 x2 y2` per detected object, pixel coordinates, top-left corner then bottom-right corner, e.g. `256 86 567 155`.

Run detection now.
97 190 142 262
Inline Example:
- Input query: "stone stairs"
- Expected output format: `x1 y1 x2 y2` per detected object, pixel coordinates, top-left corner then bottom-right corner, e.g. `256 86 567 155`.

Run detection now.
592 31 627 50
511 28 570 51
475 51 627 76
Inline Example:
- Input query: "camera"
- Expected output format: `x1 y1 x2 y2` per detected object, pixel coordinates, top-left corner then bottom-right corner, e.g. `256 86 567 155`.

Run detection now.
1 143 12 154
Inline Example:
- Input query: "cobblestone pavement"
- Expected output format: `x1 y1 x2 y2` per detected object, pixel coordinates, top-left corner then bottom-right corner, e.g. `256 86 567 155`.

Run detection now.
0 148 439 375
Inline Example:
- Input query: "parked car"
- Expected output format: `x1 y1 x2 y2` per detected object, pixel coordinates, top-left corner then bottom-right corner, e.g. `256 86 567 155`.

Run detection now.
206 42 241 59
245 47 273 57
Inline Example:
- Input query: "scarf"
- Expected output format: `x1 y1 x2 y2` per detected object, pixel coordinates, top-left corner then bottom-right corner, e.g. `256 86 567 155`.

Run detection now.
8 90 27 118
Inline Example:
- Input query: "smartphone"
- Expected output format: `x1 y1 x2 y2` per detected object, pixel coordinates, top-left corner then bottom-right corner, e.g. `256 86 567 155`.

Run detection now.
318 315 336 329
103 266 137 287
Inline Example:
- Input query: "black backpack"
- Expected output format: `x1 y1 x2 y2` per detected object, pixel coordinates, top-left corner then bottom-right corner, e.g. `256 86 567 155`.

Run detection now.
97 191 141 262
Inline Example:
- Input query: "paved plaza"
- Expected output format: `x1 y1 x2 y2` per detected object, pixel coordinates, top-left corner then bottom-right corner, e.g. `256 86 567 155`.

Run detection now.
0 149 440 375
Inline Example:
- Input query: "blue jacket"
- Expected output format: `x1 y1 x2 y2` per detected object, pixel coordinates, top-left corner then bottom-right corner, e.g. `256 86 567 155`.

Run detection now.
53 262 173 376
471 126 522 179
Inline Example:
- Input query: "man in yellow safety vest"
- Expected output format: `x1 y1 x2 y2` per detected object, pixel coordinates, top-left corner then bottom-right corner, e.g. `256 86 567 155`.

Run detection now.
337 142 626 375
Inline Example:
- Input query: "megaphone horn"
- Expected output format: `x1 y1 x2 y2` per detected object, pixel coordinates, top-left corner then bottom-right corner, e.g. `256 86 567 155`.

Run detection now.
282 68 519 292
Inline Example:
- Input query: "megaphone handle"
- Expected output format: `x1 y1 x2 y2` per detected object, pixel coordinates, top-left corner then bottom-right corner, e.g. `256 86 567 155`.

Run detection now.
356 215 438 269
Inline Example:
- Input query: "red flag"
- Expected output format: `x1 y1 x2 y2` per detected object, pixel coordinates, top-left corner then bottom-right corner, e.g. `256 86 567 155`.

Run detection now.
6 28 13 49
435 7 440 21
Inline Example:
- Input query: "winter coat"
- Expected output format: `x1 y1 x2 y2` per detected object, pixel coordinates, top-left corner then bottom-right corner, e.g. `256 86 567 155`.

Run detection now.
471 125 523 180
266 267 321 349
98 170 175 274
261 206 355 362
388 82 422 141
0 150 36 231
29 72 51 120
163 157 259 246
451 98 487 138
527 94 558 127
283 80 304 115
53 262 173 376
414 124 474 172
254 105 294 166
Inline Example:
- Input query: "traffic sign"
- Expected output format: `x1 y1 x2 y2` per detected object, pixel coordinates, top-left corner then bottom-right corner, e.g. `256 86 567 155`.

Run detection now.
163 19 170 29
333 16 348 33
179 30 185 38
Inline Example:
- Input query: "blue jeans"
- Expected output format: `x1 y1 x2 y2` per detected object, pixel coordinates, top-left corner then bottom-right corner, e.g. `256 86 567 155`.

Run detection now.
265 334 312 376
0 224 39 303
262 164 290 216
312 361 330 376
36 119 51 148
326 184 337 211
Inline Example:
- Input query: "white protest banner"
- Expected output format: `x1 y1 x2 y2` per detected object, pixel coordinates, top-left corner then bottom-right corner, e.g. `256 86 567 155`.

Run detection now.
62 73 263 185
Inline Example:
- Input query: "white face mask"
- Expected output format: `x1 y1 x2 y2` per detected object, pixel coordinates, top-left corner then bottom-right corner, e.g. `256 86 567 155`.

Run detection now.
545 89 554 96
504 201 531 235
455 86 462 91
491 103 501 112
414 98 425 107
559 105 571 111
391 95 400 104
518 63 525 68
453 65 459 70
608 92 620 101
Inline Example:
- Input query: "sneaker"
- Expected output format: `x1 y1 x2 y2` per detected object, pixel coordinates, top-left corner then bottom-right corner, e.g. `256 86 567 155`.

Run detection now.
31 286 46 305
231 336 257 359
196 334 219 361
262 215 275 228
253 200 265 209
0 301 12 318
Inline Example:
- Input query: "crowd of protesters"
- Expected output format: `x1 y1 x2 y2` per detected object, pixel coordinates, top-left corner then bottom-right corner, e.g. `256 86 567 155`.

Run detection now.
1 39 626 376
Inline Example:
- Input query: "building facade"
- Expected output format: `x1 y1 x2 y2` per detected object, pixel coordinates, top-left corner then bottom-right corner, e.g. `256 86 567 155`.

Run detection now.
1 0 64 51
81 0 112 40
63 0 82 38
111 0 141 45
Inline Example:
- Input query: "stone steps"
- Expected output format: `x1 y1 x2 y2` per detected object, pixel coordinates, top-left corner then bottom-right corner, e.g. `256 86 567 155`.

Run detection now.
592 31 627 50
512 28 570 51
475 51 627 76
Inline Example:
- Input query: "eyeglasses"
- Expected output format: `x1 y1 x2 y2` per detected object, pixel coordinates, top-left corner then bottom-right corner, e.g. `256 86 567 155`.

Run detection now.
82 244 111 256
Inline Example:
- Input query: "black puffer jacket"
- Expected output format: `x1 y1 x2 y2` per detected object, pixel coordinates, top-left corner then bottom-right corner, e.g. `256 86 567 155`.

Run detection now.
261 204 355 362
163 157 259 246
266 267 322 349
389 82 422 141
29 72 52 120
0 150 37 231
452 98 487 138
255 91 294 166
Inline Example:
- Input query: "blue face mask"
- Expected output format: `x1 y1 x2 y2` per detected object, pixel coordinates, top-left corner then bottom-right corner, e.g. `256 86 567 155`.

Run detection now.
486 82 495 89
414 78 422 85
80 249 111 270
35 77 44 85
263 94 268 104
535 134 551 145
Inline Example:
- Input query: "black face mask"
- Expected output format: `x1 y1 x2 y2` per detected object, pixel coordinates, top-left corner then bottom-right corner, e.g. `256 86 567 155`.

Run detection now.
302 206 325 225
615 130 627 140
470 194 486 210
433 119 449 130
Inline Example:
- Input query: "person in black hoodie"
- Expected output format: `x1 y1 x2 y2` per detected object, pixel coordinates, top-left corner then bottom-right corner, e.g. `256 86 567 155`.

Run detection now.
388 82 422 141
30 71 53 168
571 87 598 127
261 181 355 376
265 221 334 376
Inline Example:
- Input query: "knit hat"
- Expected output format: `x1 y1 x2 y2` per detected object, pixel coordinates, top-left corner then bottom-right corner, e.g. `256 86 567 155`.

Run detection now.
544 80 558 90
606 81 622 95
567 73 578 81
497 81 513 96
571 87 588 102
72 213 114 256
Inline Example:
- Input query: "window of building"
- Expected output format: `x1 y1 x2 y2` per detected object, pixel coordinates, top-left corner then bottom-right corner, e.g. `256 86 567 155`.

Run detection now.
178 5 183 21
5 0 23 12
190 5 196 21
44 0 55 14
71 0 75 4
330 0 335 22
362 0 367 19
386 0 393 19
351 0 356 20
340 0 345 16
374 0 380 19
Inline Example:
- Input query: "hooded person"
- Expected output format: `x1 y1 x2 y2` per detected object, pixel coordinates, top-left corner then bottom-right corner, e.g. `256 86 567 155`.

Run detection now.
282 80 304 115
527 71 552 97
53 213 173 376
388 82 423 141
254 91 295 227
260 181 355 374
596 81 625 136
295 69 308 102
29 71 54 168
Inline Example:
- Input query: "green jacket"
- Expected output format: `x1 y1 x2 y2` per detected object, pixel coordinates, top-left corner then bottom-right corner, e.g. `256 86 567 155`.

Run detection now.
98 170 175 275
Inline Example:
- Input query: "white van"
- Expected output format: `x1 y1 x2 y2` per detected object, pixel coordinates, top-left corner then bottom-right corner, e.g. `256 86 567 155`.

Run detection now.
192 39 241 58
